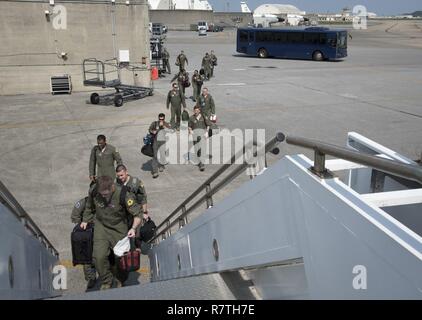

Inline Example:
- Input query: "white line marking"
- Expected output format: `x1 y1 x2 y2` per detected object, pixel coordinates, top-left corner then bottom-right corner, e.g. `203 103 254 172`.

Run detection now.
216 83 246 86
233 68 246 71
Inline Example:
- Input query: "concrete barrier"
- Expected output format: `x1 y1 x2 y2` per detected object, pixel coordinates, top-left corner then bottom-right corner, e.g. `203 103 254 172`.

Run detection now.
150 10 253 30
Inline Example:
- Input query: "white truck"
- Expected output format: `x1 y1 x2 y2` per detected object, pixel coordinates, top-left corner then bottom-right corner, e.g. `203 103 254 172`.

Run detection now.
197 21 208 36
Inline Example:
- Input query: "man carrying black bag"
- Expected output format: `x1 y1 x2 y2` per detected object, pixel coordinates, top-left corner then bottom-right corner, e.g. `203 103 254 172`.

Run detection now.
71 195 97 290
149 113 171 179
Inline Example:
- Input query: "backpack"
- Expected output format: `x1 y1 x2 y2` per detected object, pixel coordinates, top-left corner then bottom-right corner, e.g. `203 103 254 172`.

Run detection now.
71 223 94 266
182 109 190 122
143 133 153 145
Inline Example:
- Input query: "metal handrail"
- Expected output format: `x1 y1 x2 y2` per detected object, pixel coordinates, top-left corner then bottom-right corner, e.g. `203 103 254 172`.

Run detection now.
150 133 285 243
286 135 422 184
0 181 59 257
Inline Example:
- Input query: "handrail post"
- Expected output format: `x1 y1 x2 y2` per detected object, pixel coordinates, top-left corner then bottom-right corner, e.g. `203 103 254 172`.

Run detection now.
166 220 171 238
313 149 326 175
205 184 213 209
179 206 188 228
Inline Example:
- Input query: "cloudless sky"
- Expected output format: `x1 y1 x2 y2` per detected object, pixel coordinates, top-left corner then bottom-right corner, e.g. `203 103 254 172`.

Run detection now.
208 0 421 15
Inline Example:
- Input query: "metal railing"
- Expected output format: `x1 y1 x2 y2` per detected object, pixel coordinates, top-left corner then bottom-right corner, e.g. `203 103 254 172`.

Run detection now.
82 58 120 85
286 135 422 184
0 181 59 258
149 132 286 243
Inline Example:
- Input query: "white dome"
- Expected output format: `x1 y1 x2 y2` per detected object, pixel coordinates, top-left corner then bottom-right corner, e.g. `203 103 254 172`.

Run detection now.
254 4 305 16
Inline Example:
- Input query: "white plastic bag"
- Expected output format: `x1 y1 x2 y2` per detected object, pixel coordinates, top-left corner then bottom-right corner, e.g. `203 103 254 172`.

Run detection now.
209 114 217 123
113 236 130 257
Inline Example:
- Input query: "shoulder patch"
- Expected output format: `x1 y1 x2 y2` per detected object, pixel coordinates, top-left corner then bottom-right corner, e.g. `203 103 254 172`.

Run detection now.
75 201 81 209
127 199 134 207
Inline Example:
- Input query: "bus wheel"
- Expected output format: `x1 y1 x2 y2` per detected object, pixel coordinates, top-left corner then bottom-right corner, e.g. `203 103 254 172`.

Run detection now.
313 51 324 61
258 48 268 58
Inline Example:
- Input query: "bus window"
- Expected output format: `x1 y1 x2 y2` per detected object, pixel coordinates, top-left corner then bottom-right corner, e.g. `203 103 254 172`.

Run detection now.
256 31 271 42
304 33 319 44
240 30 248 42
288 32 304 44
319 33 327 44
249 31 255 42
274 32 287 43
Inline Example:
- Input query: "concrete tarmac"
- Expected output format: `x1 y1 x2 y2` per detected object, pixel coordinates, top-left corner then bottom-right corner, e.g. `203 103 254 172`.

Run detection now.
0 20 421 295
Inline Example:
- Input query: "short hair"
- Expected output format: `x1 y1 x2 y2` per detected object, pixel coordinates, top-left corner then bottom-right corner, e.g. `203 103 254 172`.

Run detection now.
202 87 208 91
194 105 200 109
158 113 165 119
172 82 178 87
97 176 113 193
97 134 106 141
116 164 127 173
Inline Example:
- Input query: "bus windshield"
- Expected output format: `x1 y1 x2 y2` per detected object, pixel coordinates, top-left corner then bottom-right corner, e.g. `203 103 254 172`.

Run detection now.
337 32 347 49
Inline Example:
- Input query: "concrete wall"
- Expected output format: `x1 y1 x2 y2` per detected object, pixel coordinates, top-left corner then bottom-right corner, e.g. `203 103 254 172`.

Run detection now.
150 10 253 30
0 0 151 95
213 12 253 28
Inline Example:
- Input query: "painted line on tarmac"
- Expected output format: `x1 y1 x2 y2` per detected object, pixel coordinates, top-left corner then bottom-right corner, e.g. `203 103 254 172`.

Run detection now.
232 68 246 71
0 117 151 130
216 83 246 86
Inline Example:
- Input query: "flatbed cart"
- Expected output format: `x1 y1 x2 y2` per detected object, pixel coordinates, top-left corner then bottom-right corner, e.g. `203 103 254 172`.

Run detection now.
82 58 153 107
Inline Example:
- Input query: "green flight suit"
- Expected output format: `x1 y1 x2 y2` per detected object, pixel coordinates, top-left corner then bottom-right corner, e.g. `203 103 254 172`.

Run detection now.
171 71 189 95
116 176 147 208
192 73 204 102
202 55 212 80
188 114 212 165
162 48 171 74
89 144 122 179
82 185 141 287
166 88 187 129
198 93 216 119
176 53 188 72
71 197 96 282
149 120 171 174
210 53 217 77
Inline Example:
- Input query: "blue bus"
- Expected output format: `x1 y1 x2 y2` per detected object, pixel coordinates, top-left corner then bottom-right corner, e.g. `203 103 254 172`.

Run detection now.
236 27 348 61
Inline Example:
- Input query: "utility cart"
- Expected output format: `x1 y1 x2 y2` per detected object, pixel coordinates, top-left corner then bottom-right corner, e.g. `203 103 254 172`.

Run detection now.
82 58 153 107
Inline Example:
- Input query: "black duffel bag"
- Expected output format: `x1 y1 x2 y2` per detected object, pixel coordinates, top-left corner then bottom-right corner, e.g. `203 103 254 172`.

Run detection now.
135 218 157 255
138 218 157 243
71 224 94 266
141 143 154 157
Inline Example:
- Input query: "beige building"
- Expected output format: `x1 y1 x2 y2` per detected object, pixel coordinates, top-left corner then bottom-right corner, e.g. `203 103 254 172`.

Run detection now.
0 0 151 95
